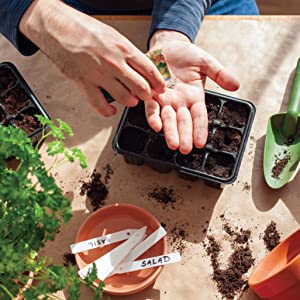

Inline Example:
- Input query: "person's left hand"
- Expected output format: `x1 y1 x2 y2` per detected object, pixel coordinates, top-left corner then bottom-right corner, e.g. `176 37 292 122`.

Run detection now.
146 31 240 154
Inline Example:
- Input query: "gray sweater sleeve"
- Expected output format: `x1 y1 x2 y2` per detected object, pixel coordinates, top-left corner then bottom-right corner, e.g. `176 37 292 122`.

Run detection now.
150 0 211 44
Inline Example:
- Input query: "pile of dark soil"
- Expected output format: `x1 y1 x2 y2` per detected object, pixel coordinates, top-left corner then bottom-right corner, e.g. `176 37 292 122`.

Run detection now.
14 109 41 135
62 252 76 267
271 155 291 179
0 68 16 94
223 224 251 244
204 223 255 299
221 102 249 128
80 165 113 211
1 87 30 114
211 128 242 153
204 153 234 178
148 186 177 209
263 221 281 251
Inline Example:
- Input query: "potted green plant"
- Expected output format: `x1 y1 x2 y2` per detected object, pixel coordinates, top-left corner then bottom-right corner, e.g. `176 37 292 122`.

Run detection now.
0 116 104 300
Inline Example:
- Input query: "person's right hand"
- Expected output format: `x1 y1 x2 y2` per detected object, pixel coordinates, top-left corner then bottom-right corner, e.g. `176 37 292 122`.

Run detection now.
19 0 166 116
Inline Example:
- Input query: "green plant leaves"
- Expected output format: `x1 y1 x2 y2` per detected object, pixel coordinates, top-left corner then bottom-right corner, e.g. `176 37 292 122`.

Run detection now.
0 120 94 300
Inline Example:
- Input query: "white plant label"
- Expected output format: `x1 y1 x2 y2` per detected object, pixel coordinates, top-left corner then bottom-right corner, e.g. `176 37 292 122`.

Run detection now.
114 252 181 274
70 229 137 254
111 226 166 275
78 226 147 280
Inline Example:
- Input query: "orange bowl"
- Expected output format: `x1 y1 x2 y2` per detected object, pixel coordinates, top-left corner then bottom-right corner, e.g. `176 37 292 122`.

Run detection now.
75 203 167 295
248 228 300 300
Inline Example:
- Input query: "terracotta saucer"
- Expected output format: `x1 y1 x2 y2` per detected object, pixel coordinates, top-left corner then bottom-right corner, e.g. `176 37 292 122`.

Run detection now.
75 203 167 295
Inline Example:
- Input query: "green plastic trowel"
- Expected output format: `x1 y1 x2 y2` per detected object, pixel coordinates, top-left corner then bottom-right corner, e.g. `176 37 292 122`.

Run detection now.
264 58 300 189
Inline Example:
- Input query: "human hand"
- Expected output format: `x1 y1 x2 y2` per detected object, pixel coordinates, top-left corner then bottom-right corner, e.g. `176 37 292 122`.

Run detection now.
19 0 165 116
146 31 240 154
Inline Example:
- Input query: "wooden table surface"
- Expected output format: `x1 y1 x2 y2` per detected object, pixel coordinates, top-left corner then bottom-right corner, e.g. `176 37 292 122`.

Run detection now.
1 16 300 300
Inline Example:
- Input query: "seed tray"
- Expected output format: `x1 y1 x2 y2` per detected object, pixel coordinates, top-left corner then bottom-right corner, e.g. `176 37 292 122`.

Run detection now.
112 90 256 186
0 62 50 144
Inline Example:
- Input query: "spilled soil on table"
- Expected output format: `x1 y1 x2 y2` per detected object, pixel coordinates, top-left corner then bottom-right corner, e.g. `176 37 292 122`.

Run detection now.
148 186 177 209
161 221 189 255
203 215 283 299
204 223 255 299
263 221 281 251
80 164 114 211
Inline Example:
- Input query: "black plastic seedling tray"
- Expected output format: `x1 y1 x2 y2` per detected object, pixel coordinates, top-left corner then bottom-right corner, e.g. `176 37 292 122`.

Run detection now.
0 62 50 144
112 90 255 187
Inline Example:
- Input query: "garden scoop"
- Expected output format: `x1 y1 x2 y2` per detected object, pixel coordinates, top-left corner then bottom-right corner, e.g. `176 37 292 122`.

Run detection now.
264 58 300 189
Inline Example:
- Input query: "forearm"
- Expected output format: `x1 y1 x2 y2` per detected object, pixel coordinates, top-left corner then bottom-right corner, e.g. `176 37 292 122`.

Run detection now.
149 0 211 46
20 0 90 55
0 0 38 55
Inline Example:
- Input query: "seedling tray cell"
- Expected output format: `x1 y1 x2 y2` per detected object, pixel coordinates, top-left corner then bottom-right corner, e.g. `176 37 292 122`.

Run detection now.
112 90 255 186
0 62 50 144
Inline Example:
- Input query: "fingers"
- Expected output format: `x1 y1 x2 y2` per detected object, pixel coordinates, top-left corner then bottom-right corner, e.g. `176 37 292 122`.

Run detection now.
198 51 240 91
177 107 193 154
118 65 154 101
102 79 139 107
76 81 116 116
191 101 208 148
127 53 166 94
161 106 179 150
147 101 207 153
145 100 162 132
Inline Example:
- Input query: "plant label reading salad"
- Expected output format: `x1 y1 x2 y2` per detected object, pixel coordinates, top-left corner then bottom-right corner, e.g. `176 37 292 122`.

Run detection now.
115 252 181 275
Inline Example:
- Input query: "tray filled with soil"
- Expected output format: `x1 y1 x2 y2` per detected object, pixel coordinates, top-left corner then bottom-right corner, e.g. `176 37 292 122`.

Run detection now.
112 90 255 186
0 62 50 144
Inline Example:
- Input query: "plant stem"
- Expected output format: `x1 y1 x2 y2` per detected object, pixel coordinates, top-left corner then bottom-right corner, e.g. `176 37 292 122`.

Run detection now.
35 130 51 150
0 284 14 299
46 155 59 173
53 158 68 169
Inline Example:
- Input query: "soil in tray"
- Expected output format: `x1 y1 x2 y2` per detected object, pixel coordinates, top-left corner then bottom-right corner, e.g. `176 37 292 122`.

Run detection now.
211 127 242 153
176 148 205 170
13 108 41 135
147 135 175 161
0 109 5 123
127 102 150 130
1 87 31 115
206 124 214 145
204 152 235 179
206 96 221 124
221 102 249 128
0 68 17 95
118 126 148 153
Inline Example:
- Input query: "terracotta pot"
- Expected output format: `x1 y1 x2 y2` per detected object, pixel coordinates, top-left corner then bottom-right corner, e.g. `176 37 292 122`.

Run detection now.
75 203 167 296
15 271 34 300
248 228 300 300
